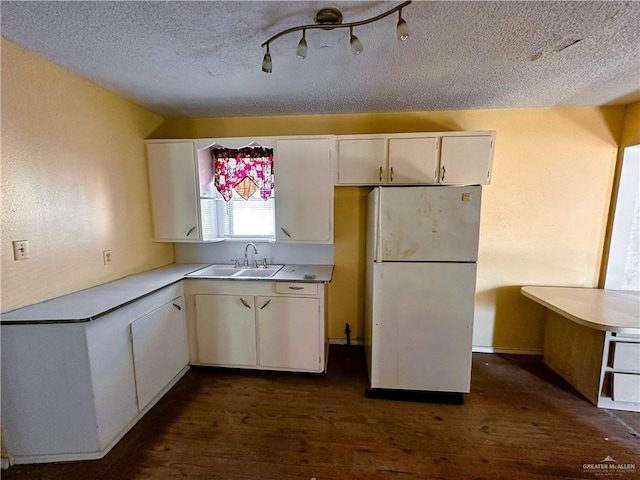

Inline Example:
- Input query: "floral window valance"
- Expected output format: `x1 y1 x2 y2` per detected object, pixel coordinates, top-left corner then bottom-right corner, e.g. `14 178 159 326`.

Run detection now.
211 143 274 202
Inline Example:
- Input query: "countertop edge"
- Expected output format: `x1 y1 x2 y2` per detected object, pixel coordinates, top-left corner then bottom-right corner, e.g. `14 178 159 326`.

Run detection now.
1 263 334 325
520 286 640 334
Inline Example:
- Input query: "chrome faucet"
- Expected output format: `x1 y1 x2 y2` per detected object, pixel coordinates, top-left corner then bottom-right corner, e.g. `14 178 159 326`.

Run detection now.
243 243 258 268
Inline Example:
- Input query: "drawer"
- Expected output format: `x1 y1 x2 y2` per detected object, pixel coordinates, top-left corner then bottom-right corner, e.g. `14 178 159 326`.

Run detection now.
612 373 640 403
275 283 318 295
612 342 640 373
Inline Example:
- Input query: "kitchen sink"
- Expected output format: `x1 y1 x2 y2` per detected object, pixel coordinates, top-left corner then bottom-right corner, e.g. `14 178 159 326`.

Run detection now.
231 265 283 278
191 265 240 277
189 264 283 279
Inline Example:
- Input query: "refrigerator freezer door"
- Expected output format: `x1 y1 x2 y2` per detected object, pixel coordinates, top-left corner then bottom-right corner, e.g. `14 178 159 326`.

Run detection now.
369 262 476 392
377 186 481 262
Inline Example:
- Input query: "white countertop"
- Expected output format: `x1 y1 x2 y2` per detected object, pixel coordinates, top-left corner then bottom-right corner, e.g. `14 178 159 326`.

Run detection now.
521 286 640 334
1 263 334 324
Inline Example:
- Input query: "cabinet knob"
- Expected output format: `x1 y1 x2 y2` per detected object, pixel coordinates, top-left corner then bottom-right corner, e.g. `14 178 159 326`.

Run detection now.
240 298 252 309
379 166 383 182
441 165 446 182
172 303 182 311
390 167 394 183
186 226 196 237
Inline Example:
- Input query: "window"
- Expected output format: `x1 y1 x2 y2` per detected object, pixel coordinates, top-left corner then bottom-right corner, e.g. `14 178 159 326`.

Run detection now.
206 142 276 241
605 145 639 290
223 188 275 240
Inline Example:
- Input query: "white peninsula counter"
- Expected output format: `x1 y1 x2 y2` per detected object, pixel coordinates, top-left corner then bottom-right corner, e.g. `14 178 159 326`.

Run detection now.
521 286 640 412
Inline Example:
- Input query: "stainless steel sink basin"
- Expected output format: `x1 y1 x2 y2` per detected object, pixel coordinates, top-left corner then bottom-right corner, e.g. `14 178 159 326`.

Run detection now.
231 265 283 278
189 264 283 279
191 265 240 277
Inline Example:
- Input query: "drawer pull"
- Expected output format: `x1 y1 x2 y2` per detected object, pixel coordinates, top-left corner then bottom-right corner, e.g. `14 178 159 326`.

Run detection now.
172 303 182 311
186 226 196 237
240 298 252 309
288 286 305 290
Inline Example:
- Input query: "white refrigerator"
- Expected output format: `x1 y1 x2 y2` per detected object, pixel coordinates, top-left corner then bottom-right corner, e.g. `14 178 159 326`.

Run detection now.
364 185 481 399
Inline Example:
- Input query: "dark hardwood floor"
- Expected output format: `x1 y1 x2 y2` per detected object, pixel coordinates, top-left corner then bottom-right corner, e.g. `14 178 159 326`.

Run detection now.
3 346 638 479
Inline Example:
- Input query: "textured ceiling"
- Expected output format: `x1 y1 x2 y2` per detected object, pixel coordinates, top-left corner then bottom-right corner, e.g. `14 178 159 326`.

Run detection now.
2 1 640 118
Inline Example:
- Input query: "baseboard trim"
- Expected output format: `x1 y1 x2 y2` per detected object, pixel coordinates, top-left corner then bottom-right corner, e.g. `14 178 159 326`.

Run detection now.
328 340 541 355
7 366 190 465
329 338 364 346
472 346 542 355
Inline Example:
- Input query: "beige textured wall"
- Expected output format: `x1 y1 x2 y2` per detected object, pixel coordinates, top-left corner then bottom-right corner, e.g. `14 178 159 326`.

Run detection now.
1 39 174 312
161 107 624 351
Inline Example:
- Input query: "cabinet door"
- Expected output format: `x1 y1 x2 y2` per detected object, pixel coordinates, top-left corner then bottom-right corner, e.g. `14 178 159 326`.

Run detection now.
274 137 333 243
337 138 387 184
256 296 322 372
388 137 439 184
147 142 201 241
194 295 257 366
130 296 189 411
439 135 494 185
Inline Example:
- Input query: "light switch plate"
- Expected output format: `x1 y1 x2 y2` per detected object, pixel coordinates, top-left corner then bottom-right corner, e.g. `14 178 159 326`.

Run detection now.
12 240 30 260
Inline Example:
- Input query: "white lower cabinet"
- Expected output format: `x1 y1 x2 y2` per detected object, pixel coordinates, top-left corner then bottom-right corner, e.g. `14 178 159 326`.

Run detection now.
195 294 257 366
1 283 190 464
130 296 189 410
186 280 326 373
256 296 321 371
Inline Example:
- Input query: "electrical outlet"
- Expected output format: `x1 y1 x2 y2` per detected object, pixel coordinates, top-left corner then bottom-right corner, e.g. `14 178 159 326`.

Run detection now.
12 240 30 260
103 250 112 265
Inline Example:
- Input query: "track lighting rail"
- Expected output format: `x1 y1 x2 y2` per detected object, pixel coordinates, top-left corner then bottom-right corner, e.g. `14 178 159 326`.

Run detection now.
261 1 411 73
260 1 412 48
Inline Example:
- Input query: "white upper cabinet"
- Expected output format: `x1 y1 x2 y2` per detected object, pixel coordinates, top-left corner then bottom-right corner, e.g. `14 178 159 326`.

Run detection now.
388 137 439 184
147 141 201 241
439 135 494 185
274 136 334 243
336 132 495 186
336 136 387 184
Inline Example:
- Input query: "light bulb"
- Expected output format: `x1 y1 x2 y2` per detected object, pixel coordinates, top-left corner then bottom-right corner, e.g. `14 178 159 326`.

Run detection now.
350 28 363 55
297 32 307 59
397 17 409 41
262 51 272 73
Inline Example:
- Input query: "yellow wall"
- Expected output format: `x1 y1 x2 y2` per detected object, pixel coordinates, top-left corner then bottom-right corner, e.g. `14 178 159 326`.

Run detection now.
1 36 631 349
1 39 174 312
620 101 640 147
161 107 625 351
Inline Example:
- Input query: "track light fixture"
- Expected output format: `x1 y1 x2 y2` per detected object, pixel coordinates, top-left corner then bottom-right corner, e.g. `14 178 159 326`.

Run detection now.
261 1 411 73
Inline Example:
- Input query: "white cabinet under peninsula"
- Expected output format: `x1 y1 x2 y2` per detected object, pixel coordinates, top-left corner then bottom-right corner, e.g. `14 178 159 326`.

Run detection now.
1 266 197 465
186 279 327 373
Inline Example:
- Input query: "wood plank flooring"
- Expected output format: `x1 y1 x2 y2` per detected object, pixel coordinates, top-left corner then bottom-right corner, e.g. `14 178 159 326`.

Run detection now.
3 346 638 479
